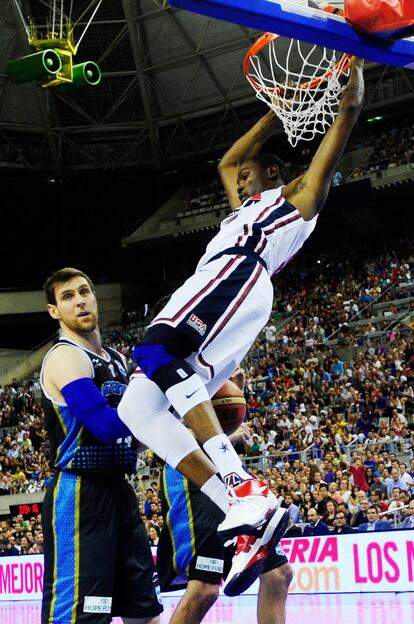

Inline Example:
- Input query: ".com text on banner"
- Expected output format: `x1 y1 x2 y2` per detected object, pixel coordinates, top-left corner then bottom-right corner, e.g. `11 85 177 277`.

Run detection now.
1 530 414 601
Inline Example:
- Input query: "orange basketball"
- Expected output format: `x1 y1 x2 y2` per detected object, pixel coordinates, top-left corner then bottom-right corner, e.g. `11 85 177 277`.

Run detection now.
212 380 247 435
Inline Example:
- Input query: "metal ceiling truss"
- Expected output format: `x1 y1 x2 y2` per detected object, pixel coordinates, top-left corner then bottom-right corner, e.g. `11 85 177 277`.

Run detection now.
1 0 414 174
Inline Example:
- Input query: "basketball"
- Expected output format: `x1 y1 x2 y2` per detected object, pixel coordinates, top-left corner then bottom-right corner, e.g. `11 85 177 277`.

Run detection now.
212 380 247 435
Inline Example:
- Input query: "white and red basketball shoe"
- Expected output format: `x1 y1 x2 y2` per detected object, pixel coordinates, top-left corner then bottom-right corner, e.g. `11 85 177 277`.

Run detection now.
217 479 280 540
222 506 289 596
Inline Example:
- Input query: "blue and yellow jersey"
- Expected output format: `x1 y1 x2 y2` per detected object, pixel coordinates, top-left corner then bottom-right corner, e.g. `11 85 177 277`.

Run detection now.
41 337 137 476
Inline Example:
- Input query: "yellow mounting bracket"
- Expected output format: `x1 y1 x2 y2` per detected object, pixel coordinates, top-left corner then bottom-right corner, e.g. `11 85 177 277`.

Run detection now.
28 18 78 88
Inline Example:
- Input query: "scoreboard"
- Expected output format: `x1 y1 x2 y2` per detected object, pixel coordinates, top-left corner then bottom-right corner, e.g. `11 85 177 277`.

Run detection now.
9 502 42 518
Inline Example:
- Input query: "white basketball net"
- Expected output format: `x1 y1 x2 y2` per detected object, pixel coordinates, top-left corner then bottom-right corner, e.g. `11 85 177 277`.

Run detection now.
246 37 350 147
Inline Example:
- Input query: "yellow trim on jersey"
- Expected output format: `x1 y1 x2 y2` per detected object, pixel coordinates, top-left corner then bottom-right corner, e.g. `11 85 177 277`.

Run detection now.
49 471 63 621
162 468 180 575
67 427 84 471
53 404 68 462
71 475 82 624
183 477 196 574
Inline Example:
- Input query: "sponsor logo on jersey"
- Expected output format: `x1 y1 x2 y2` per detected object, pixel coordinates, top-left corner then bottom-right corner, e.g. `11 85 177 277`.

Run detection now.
186 313 207 336
84 596 112 613
101 380 127 398
195 556 224 574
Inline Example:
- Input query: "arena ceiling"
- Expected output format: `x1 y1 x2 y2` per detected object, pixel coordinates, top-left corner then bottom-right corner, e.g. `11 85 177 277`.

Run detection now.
1 0 414 175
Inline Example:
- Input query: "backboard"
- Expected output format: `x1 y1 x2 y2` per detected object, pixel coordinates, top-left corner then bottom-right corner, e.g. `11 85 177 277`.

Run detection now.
168 0 414 68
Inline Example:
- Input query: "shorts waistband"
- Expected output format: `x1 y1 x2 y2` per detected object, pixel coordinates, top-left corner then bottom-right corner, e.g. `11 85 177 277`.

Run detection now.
208 247 268 271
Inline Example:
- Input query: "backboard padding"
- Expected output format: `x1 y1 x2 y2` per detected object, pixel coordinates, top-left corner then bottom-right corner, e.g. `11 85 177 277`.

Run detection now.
169 0 414 68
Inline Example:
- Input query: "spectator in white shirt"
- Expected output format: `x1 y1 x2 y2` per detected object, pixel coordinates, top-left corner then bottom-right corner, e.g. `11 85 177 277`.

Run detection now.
399 463 414 491
386 468 408 497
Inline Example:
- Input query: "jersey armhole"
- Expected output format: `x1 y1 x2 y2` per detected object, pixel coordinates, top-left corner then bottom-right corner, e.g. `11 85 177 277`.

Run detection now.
40 342 95 403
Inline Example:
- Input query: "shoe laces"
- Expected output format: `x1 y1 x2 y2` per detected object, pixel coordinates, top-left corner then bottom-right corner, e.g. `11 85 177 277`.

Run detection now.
226 485 262 508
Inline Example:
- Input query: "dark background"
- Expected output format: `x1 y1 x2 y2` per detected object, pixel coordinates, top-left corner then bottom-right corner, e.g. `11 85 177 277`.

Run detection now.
2 107 414 350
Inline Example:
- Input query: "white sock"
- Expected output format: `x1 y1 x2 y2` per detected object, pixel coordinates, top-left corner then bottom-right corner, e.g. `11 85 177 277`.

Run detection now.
203 434 252 486
200 474 229 514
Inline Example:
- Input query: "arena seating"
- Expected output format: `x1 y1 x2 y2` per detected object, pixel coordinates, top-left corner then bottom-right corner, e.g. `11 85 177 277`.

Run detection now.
0 235 413 550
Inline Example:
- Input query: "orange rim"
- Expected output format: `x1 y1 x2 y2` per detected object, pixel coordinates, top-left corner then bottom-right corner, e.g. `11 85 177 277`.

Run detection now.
243 7 351 95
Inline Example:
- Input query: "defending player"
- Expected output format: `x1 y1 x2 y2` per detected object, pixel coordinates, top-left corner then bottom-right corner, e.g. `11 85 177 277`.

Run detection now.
117 58 364 558
40 268 162 624
157 371 293 617
157 437 292 624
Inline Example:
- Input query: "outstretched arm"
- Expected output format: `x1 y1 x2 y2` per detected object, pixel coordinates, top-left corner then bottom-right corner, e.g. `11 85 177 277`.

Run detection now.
284 57 365 221
44 345 131 443
218 110 279 210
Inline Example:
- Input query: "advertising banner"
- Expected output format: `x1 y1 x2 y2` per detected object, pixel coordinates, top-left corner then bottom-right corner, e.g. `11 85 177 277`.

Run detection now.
1 531 414 601
0 555 44 601
279 530 414 595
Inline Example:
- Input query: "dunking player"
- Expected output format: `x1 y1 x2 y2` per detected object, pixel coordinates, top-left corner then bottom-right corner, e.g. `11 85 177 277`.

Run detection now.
118 57 364 562
157 371 293 623
40 268 162 624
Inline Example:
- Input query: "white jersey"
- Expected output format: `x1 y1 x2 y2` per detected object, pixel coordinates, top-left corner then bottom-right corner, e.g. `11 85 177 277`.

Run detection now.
197 187 318 276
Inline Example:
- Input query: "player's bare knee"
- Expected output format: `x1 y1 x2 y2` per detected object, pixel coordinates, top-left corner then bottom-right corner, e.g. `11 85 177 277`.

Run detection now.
260 563 293 595
191 581 220 609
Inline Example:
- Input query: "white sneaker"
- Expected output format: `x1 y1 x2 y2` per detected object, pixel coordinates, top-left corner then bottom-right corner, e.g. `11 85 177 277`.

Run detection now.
217 479 278 540
223 507 290 597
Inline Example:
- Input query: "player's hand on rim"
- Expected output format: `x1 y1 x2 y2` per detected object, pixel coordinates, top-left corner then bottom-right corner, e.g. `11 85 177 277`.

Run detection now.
349 56 364 70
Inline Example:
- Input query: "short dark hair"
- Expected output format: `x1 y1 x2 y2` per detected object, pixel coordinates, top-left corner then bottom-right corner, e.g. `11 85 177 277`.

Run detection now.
250 153 291 184
43 267 94 305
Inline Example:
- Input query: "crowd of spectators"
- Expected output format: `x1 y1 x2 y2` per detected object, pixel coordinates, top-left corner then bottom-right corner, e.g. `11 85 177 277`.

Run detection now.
254 236 414 357
0 379 51 498
182 178 225 215
346 120 414 179
229 302 414 535
0 235 413 554
0 512 43 556
180 117 414 213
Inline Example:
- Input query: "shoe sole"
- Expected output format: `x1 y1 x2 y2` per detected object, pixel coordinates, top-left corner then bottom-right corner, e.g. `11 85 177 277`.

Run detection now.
217 504 279 541
223 509 290 597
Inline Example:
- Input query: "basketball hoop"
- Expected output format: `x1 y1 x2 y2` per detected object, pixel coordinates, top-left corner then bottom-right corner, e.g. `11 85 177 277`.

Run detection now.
244 31 350 147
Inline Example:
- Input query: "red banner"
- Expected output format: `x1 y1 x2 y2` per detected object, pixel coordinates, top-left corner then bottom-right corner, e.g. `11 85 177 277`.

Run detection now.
345 0 414 38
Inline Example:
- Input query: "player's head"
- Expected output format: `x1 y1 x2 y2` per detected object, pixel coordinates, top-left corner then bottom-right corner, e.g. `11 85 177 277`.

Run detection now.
237 154 290 203
44 267 98 334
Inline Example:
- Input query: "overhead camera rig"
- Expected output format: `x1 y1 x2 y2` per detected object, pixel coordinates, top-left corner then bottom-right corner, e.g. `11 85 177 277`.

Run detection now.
7 1 102 92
